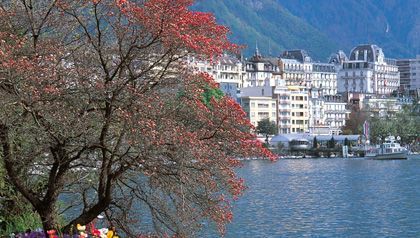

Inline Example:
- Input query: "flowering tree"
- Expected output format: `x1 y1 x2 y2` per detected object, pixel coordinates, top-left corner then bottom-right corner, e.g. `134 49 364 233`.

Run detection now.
0 0 274 236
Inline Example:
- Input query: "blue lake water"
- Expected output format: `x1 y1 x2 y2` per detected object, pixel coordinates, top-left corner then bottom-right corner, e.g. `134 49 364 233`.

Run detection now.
206 156 420 238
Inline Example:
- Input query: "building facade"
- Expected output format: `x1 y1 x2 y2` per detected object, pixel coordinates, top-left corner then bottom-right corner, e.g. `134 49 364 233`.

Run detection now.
397 55 420 95
396 59 412 92
244 47 281 87
311 63 338 96
362 97 402 118
240 86 277 128
279 50 312 87
411 56 420 92
274 81 292 134
337 44 400 96
308 93 349 135
188 54 246 99
289 86 310 133
323 95 350 135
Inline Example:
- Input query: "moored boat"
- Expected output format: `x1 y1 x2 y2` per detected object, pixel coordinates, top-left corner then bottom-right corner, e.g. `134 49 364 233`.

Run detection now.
365 136 408 160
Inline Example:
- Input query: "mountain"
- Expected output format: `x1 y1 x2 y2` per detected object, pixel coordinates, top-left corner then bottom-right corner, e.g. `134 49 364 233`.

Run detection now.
279 0 420 59
193 0 420 60
193 0 337 61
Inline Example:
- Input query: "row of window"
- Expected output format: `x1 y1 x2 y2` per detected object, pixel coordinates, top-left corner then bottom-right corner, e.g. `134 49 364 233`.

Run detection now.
284 64 311 71
250 112 277 118
278 120 309 125
249 102 276 108
291 112 306 117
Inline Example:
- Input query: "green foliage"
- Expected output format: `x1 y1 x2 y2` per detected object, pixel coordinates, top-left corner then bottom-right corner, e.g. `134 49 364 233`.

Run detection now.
275 142 286 154
327 137 336 149
344 137 350 147
256 118 277 136
0 163 42 235
193 0 336 60
369 106 419 144
0 211 42 236
202 86 224 108
194 0 419 59
312 136 318 149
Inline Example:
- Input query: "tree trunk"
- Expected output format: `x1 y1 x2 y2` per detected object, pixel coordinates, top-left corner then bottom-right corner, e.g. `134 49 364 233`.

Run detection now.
38 205 59 235
62 197 111 233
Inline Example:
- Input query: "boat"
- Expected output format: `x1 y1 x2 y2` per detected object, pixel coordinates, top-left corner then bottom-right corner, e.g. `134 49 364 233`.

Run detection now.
365 136 408 160
289 138 310 151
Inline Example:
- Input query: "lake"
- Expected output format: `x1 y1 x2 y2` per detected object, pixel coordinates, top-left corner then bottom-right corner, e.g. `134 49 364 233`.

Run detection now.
207 156 420 237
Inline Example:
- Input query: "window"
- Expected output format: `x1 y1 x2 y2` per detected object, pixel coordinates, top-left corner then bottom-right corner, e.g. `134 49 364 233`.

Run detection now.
258 112 269 118
258 103 269 108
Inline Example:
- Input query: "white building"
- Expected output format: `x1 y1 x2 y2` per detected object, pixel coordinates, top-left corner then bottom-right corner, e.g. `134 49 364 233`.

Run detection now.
274 81 292 134
188 54 246 99
279 50 312 87
239 86 277 128
362 97 402 118
323 95 350 135
308 93 349 135
244 47 281 87
311 63 338 96
279 50 338 96
308 88 328 135
337 44 400 96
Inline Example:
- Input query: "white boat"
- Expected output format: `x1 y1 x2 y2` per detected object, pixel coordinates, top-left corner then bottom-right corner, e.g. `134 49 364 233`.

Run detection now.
289 139 310 150
365 136 408 160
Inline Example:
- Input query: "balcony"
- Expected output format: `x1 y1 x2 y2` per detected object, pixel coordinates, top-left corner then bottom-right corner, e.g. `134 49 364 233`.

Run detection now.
276 92 290 96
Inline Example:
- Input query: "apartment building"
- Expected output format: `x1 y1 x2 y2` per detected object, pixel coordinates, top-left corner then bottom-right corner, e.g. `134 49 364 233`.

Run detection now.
337 44 400 97
244 47 281 87
289 86 309 133
240 86 277 128
397 55 420 95
324 95 350 135
188 54 246 100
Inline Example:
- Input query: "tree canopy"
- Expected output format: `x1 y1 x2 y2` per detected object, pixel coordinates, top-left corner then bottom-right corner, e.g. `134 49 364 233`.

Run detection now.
369 106 419 144
342 106 367 135
0 0 274 236
256 118 277 137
